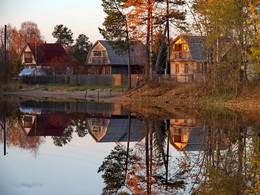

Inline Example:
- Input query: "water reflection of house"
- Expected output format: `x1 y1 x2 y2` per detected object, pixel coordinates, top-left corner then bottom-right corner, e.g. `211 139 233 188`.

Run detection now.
87 116 145 143
20 101 126 118
22 113 69 136
169 119 205 151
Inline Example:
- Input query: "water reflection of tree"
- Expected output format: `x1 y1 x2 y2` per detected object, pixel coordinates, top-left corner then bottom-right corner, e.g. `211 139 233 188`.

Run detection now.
98 119 186 194
52 119 88 146
7 119 44 156
74 119 88 137
176 111 260 194
126 120 186 194
0 99 45 156
98 144 135 194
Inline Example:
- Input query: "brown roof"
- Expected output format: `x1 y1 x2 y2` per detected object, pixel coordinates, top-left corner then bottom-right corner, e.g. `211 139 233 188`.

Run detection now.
28 43 68 65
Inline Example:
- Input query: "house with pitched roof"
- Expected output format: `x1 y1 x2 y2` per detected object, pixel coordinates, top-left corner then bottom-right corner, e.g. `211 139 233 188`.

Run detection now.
85 40 146 75
21 43 68 69
87 116 145 143
22 113 69 136
169 118 231 151
169 119 201 151
170 35 207 82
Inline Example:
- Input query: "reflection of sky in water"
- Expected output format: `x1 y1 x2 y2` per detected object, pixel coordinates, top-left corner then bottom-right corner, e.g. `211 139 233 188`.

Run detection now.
0 132 117 195
19 108 42 114
0 131 181 195
1 99 258 194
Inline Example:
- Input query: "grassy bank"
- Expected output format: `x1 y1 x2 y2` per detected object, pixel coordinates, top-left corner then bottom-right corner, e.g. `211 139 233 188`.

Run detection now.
0 80 127 92
1 80 259 116
112 81 260 116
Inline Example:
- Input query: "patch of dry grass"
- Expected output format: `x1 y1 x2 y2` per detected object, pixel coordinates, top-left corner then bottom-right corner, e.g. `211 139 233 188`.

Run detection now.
113 81 260 118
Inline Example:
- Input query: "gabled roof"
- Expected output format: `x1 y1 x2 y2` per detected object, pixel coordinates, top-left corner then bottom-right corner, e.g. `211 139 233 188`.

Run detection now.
27 113 69 136
26 43 67 65
89 40 146 66
179 126 206 151
172 35 207 62
99 118 145 142
88 118 145 142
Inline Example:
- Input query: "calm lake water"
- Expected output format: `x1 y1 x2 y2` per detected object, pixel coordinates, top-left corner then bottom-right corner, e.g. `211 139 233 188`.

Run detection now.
0 96 259 195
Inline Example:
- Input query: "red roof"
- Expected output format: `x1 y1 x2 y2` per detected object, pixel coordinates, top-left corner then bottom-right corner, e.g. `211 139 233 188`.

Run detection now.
27 113 69 136
28 43 68 65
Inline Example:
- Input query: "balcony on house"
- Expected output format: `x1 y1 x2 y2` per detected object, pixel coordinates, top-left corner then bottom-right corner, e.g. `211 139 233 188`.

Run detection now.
171 51 191 60
91 56 108 64
171 43 191 60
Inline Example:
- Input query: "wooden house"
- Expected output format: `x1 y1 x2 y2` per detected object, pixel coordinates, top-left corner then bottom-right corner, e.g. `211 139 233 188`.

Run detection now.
169 118 231 151
21 43 68 69
22 113 69 136
170 35 207 82
87 117 145 143
85 40 146 75
169 119 200 151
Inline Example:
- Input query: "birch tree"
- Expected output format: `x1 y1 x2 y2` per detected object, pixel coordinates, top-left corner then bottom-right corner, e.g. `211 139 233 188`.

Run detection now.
193 0 253 92
246 1 260 81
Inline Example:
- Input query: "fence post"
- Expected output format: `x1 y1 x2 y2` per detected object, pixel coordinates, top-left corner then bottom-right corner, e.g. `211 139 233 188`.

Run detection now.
85 90 88 99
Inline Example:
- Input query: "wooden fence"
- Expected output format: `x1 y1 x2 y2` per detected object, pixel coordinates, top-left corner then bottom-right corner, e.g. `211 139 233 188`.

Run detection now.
22 75 68 84
22 74 140 87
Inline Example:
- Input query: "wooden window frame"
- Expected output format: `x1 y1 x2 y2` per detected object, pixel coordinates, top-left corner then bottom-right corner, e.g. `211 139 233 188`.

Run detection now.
184 64 188 74
93 51 101 56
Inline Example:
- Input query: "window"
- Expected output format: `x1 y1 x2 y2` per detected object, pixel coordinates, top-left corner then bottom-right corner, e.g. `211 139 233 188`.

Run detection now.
93 51 101 56
175 64 179 73
174 135 182 142
90 67 95 74
175 44 182 51
24 52 32 63
184 64 188 73
183 44 189 52
196 63 201 72
98 67 102 74
101 51 106 56
105 67 111 75
102 57 107 64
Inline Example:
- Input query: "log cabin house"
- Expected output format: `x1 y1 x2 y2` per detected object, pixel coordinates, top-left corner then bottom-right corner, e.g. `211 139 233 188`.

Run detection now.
85 40 146 75
170 35 207 82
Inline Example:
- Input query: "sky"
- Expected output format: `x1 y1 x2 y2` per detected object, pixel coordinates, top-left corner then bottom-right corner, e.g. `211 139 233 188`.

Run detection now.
0 134 117 195
0 0 106 43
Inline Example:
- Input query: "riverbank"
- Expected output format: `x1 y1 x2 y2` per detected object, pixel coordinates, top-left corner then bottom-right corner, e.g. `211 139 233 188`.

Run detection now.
110 82 260 118
1 81 259 117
